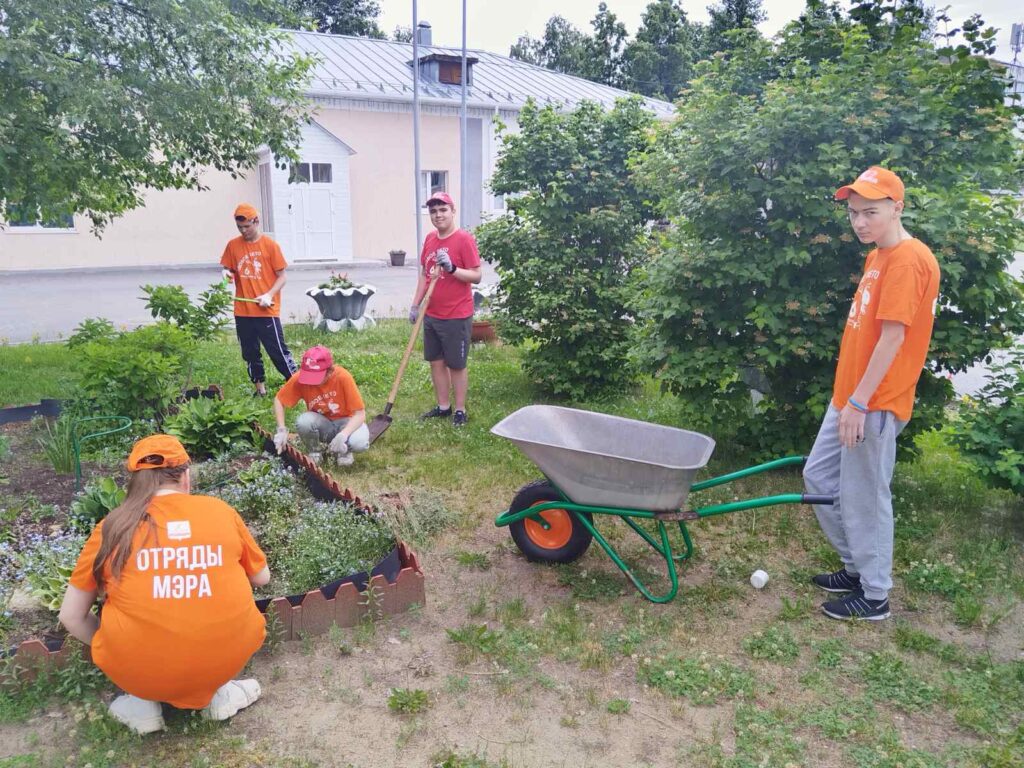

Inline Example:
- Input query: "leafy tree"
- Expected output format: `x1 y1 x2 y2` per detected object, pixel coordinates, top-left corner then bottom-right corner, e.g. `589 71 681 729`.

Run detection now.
392 25 413 43
477 99 655 399
509 16 589 76
0 0 313 231
702 0 766 55
285 0 385 38
583 2 629 87
622 0 700 99
635 3 1024 457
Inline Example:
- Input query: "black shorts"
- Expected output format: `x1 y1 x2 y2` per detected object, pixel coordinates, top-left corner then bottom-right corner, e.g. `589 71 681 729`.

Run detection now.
423 315 471 369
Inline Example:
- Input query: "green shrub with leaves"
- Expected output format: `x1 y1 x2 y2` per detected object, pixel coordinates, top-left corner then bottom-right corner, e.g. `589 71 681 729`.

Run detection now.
17 531 87 611
951 345 1024 494
75 322 193 420
68 477 126 534
141 281 233 342
65 317 117 350
634 3 1024 456
36 416 75 474
477 98 655 399
281 501 394 594
164 396 261 459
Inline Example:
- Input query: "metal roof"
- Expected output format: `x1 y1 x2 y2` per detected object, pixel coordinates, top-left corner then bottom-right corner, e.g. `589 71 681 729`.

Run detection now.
287 30 676 118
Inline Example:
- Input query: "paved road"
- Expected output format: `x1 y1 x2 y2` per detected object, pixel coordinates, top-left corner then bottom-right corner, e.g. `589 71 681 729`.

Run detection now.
0 261 497 345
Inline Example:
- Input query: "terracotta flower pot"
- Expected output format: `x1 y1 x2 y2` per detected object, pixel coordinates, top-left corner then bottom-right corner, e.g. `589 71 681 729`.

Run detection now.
471 319 497 343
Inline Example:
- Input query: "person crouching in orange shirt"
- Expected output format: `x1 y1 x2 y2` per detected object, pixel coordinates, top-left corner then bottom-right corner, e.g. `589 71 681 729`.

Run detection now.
272 345 369 466
59 435 270 734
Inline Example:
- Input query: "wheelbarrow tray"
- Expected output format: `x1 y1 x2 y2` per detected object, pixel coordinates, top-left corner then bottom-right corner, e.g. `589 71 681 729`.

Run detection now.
490 405 716 511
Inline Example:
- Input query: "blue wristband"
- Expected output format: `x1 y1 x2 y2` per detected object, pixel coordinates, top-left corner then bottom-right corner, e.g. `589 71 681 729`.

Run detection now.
848 397 868 413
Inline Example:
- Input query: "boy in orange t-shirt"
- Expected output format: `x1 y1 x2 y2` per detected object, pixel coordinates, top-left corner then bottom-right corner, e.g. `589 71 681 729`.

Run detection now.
220 203 297 396
273 345 369 466
803 167 940 621
59 435 270 734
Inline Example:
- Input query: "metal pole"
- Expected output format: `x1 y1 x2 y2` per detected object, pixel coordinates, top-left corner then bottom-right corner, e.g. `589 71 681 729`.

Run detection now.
412 0 423 254
460 0 468 228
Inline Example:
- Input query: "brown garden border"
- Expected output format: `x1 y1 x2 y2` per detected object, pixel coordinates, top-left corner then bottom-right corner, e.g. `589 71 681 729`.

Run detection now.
1 407 425 676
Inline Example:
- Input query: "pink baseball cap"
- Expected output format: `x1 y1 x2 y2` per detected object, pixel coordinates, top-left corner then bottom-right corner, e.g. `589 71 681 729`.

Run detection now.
297 345 333 385
426 192 455 207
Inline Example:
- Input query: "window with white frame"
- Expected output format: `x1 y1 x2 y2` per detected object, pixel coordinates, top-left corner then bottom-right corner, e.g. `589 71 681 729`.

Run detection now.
288 162 332 184
4 203 75 231
421 171 448 204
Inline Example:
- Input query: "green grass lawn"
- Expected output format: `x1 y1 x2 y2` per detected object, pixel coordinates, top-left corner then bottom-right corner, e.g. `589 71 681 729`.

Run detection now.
1 321 1022 768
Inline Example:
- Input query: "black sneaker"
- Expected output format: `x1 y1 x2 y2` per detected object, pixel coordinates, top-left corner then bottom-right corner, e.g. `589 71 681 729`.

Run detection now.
821 592 890 621
452 410 468 427
812 568 861 593
421 405 452 420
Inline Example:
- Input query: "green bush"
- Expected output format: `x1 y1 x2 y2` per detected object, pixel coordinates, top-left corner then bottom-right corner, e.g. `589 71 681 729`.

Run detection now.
477 99 655 399
634 4 1024 456
141 281 233 342
66 317 117 350
16 531 87 612
951 345 1024 494
36 416 75 474
75 322 193 420
164 395 261 459
68 477 126 534
281 501 394 594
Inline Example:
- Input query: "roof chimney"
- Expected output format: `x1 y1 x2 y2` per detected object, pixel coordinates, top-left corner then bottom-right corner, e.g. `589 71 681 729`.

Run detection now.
416 21 432 46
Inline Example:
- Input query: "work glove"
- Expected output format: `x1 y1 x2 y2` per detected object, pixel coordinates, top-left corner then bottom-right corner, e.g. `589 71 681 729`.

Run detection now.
221 268 234 283
328 432 350 455
435 252 456 274
273 427 288 454
409 304 419 324
256 293 274 308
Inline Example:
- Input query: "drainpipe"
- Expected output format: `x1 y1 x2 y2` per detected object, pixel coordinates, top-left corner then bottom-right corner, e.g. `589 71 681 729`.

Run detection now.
460 0 468 229
412 0 422 255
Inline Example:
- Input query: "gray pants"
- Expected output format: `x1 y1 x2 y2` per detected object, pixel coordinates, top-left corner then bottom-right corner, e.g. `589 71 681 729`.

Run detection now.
803 406 907 601
295 412 370 453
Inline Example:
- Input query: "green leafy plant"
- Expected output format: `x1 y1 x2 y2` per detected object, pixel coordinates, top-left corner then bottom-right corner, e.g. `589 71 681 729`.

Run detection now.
387 688 429 714
280 501 394 595
634 4 1024 456
606 698 631 714
0 434 9 460
478 98 655 399
142 282 233 342
950 345 1024 494
36 416 75 474
317 271 361 290
68 477 126 534
742 625 800 664
75 322 193 421
164 396 261 459
16 530 87 612
65 318 117 350
637 653 755 705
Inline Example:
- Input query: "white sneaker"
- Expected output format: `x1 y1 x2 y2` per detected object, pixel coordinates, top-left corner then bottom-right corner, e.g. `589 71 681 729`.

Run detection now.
108 694 165 734
332 451 354 466
202 679 262 721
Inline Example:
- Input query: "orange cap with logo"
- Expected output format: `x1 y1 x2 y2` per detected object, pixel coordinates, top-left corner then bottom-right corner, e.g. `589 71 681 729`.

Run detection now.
234 203 259 221
835 166 904 203
126 434 191 472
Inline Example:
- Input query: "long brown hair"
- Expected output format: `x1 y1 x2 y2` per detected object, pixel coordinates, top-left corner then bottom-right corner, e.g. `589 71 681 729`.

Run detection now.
92 462 189 590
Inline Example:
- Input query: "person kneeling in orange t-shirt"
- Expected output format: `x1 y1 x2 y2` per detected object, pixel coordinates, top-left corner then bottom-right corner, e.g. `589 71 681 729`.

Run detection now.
272 345 369 466
59 435 270 734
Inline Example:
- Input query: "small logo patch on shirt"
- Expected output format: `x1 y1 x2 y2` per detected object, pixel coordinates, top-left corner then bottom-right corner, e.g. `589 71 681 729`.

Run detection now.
167 520 192 541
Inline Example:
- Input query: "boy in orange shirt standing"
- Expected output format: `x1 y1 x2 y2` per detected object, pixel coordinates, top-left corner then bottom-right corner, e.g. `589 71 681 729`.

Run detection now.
272 345 369 466
220 203 297 397
803 167 940 621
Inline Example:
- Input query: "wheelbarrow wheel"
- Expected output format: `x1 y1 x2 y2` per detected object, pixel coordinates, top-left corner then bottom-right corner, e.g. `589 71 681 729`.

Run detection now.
508 480 593 564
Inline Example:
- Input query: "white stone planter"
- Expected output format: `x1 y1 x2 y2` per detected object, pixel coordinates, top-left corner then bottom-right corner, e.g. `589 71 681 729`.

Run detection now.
306 284 377 331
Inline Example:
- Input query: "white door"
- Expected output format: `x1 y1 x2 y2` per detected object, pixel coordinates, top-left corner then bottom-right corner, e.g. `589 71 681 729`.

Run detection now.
287 161 338 262
303 188 335 259
289 189 308 261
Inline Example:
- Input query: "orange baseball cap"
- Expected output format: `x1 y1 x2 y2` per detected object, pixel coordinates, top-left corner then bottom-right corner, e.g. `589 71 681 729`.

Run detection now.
127 434 191 471
234 203 259 221
835 166 904 202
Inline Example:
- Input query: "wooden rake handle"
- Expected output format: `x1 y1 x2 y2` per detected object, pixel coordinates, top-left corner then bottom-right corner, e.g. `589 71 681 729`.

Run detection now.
384 273 440 411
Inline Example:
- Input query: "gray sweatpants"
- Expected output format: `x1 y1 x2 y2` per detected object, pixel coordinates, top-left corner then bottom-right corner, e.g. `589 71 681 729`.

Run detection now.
802 405 907 601
295 412 370 453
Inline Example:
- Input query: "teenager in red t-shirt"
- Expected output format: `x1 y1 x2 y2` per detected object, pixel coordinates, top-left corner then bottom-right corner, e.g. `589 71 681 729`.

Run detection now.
408 192 482 427
220 203 297 396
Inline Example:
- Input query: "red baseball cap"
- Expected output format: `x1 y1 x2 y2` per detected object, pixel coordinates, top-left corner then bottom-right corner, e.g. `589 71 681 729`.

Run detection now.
127 434 191 472
297 345 333 385
835 166 904 203
426 192 455 207
234 203 259 221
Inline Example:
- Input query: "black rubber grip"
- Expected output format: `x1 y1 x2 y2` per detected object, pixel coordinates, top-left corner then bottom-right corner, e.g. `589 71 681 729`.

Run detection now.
802 494 835 505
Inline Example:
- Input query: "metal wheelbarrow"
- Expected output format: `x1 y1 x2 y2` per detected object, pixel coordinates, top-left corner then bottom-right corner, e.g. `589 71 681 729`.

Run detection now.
493 405 832 603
